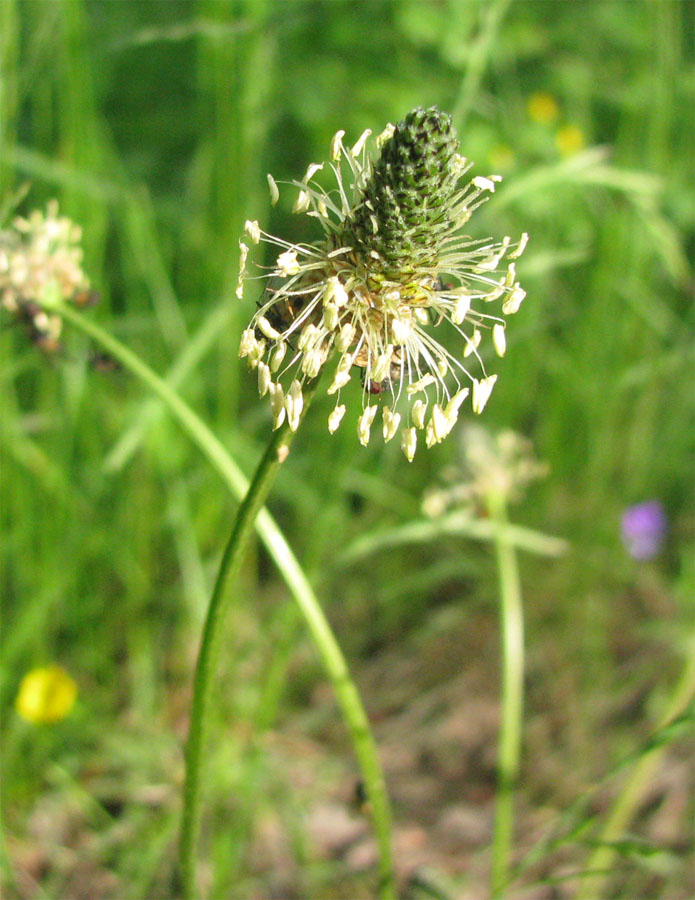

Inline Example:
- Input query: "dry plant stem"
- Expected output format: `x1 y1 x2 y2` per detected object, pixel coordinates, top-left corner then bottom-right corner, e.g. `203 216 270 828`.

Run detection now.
576 647 695 900
48 302 395 900
489 492 525 898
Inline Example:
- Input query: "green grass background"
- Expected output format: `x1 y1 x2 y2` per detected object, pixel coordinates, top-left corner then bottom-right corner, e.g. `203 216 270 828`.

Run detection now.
1 1 693 898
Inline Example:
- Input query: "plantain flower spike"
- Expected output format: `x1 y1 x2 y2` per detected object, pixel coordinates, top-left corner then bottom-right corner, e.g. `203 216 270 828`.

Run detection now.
237 107 528 459
0 199 95 353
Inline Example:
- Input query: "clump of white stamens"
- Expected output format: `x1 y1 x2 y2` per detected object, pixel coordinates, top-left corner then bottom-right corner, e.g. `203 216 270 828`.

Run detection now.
237 108 528 459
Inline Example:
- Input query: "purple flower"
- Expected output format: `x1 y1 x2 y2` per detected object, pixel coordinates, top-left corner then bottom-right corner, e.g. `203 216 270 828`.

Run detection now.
621 501 667 560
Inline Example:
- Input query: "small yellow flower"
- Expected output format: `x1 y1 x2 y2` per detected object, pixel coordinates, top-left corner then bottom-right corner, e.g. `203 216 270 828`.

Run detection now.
526 92 559 125
15 665 77 724
555 124 585 156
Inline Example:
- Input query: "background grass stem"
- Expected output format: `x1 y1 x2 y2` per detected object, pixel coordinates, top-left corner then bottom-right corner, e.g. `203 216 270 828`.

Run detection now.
489 493 525 898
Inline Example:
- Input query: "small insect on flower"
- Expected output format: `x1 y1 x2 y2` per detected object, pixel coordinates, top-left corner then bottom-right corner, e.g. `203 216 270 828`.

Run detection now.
237 107 528 459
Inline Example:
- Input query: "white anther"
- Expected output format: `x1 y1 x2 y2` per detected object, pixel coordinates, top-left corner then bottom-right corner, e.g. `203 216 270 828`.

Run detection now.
382 406 401 443
328 404 346 434
244 220 261 244
285 379 304 431
257 362 271 397
502 285 526 315
407 373 437 395
267 173 280 206
330 130 346 161
411 398 427 429
335 322 355 353
451 294 471 324
357 405 378 446
492 323 506 357
276 249 300 275
472 375 497 414
270 383 286 429
445 388 469 419
257 316 281 340
270 341 287 372
463 329 482 358
351 129 372 157
430 404 449 442
239 328 256 359
401 427 417 462
391 317 411 344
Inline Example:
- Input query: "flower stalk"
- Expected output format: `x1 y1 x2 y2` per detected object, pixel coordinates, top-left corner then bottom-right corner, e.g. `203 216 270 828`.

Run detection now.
179 399 310 899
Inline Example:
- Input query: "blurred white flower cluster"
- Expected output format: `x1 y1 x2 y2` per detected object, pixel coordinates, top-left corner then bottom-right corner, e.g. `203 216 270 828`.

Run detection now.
423 425 548 517
0 199 93 352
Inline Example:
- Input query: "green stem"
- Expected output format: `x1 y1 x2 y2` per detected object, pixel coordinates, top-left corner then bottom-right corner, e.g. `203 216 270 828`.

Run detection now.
576 648 695 900
48 302 395 899
489 492 525 898
179 408 302 898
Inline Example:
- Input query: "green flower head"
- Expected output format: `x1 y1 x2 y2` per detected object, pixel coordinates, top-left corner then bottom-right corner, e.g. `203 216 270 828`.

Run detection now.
237 107 528 460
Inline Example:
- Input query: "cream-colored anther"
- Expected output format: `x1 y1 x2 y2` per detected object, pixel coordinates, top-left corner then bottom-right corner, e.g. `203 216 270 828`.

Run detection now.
330 130 346 161
411 398 427 429
276 249 300 276
472 375 497 414
431 404 448 442
267 173 279 206
328 404 346 434
257 362 271 398
257 316 281 340
335 322 355 352
270 341 287 372
357 405 378 446
492 323 506 357
503 285 526 315
451 294 471 324
382 406 401 443
239 328 257 359
401 427 417 462
244 220 261 244
351 129 372 157
270 383 286 429
463 329 482 358
285 380 304 431
407 373 437 395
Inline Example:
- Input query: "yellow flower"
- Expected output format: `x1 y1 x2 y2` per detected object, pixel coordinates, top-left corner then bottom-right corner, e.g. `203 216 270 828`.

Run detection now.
526 92 559 125
15 665 77 724
555 124 586 156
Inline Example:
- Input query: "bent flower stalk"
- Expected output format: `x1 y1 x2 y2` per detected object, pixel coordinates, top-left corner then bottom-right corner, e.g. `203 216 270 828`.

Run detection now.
237 107 528 460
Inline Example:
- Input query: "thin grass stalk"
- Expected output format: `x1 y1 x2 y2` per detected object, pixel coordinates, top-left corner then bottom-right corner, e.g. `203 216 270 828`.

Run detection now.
47 301 395 899
489 492 525 897
179 403 308 898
